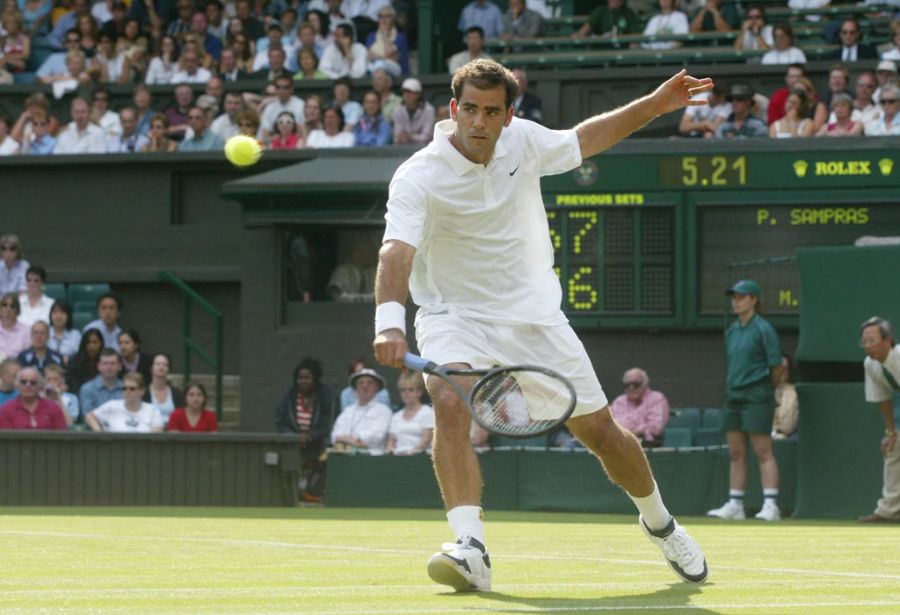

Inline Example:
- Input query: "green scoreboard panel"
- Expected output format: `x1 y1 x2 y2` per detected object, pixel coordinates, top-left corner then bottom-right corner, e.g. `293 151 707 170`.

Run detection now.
537 140 900 326
697 201 900 315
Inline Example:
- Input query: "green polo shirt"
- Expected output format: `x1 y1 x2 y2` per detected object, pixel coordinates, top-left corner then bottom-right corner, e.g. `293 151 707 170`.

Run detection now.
725 314 782 390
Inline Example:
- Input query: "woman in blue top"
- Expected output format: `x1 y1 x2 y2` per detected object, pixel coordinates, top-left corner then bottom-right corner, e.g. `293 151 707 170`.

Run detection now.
708 280 784 522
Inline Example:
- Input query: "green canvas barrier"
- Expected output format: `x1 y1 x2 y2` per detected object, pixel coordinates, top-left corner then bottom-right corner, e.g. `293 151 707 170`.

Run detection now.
794 383 884 519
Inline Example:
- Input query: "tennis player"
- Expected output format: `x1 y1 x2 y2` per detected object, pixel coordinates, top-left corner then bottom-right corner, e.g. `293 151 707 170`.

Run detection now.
373 59 711 592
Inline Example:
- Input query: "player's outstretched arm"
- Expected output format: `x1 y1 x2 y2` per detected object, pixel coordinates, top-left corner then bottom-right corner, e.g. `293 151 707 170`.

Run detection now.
373 239 416 368
576 69 714 159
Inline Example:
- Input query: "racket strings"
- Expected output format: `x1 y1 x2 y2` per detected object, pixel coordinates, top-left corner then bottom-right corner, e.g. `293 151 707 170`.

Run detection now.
471 370 575 436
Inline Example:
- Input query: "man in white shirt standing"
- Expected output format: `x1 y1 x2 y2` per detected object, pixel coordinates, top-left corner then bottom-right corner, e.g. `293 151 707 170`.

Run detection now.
373 59 711 593
331 368 393 453
54 97 106 154
858 317 900 523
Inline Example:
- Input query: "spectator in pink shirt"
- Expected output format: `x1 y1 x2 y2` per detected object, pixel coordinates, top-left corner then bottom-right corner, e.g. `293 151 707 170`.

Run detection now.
609 368 670 447
0 293 32 359
0 366 68 430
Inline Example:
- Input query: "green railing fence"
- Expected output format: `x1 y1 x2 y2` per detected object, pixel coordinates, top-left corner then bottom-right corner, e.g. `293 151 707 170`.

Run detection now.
158 271 224 419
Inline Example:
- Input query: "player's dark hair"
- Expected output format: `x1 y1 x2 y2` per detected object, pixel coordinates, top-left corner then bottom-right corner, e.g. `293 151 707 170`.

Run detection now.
451 58 518 109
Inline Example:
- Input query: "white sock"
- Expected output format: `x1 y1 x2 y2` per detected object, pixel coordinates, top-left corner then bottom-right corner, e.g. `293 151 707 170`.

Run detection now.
447 506 485 545
763 489 778 506
629 481 672 531
729 489 745 506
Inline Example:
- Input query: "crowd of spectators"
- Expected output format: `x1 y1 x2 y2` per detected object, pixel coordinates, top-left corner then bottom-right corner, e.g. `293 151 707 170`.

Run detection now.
0 0 442 154
2 1 894 156
0 233 218 433
678 59 899 137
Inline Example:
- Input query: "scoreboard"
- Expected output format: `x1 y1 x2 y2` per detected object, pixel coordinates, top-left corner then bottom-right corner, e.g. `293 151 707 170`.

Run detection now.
540 139 900 326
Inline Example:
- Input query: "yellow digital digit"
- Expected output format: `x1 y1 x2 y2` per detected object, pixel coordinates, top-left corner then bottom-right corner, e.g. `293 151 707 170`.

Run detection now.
733 156 747 185
682 156 698 185
711 156 728 185
568 211 598 255
567 266 598 310
546 211 561 252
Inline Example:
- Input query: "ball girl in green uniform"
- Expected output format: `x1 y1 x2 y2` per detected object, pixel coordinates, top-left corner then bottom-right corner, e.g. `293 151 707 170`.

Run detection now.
708 280 784 522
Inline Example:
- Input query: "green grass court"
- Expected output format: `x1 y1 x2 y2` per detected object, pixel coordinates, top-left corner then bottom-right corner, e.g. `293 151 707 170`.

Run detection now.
2 507 899 614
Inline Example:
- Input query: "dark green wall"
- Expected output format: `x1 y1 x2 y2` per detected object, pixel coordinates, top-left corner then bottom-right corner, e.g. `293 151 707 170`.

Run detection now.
0 432 303 506
327 442 798 516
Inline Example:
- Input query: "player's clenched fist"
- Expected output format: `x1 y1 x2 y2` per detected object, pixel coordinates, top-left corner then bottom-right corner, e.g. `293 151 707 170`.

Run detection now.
373 329 408 368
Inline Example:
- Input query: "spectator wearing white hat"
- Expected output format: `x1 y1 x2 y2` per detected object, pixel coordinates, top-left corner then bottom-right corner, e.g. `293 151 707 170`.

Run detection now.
331 368 393 454
392 77 436 145
874 59 898 104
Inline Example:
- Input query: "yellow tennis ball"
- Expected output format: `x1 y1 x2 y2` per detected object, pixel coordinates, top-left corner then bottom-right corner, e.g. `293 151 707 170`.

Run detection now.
224 135 261 167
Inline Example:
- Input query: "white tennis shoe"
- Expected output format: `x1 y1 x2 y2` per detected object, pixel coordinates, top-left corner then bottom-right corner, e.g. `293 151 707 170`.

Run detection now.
426 536 492 592
707 500 746 520
754 500 781 522
641 516 709 583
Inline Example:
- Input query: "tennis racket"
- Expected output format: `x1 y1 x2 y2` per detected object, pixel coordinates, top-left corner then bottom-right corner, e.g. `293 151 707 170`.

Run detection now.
403 352 577 438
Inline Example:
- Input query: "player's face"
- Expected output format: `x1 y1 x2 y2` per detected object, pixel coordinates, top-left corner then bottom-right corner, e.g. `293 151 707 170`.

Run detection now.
450 83 513 165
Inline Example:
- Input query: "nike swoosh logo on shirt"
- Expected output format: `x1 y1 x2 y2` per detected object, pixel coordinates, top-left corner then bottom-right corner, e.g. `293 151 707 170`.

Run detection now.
509 165 520 176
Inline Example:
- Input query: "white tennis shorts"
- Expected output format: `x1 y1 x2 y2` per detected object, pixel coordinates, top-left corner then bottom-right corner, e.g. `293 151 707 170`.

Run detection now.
415 313 608 417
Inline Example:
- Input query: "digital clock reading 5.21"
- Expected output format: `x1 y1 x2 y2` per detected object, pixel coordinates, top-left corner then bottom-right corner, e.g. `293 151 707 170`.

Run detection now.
658 155 748 187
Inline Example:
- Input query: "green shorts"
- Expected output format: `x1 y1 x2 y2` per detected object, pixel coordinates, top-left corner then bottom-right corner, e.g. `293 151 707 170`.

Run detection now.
721 382 775 435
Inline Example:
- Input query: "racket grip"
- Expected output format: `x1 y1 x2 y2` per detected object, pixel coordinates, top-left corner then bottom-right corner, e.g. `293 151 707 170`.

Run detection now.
403 353 433 373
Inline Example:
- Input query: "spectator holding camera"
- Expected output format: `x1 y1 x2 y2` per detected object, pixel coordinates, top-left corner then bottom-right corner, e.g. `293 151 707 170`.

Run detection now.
734 5 772 52
43 363 79 425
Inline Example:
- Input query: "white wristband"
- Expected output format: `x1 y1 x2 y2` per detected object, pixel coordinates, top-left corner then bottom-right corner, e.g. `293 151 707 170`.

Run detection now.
375 301 406 335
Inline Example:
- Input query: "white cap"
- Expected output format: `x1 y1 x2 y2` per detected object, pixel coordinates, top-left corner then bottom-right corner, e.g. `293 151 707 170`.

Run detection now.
401 78 422 93
877 60 897 73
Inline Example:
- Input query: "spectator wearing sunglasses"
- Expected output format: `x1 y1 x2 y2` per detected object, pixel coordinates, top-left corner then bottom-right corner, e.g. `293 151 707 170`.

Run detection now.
609 368 670 448
0 234 29 296
86 371 163 433
0 367 67 430
0 293 31 358
177 106 225 151
827 18 878 62
270 111 305 149
864 84 900 135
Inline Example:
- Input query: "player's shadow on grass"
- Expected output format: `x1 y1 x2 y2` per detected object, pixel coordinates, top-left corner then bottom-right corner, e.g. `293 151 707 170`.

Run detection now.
466 582 723 614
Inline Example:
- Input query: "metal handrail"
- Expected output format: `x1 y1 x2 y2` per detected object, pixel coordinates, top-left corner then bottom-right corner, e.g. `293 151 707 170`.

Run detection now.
157 271 224 419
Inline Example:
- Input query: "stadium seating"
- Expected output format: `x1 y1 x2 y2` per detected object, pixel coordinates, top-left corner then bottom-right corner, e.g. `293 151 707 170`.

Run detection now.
668 408 702 432
72 309 94 331
43 283 67 301
663 426 693 448
67 283 111 309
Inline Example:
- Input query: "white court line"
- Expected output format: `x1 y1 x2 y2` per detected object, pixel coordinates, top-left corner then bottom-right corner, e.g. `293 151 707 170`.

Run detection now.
2 529 900 583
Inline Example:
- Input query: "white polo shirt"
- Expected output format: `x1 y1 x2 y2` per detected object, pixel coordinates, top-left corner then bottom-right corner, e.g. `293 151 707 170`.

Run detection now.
384 118 582 326
865 344 900 403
